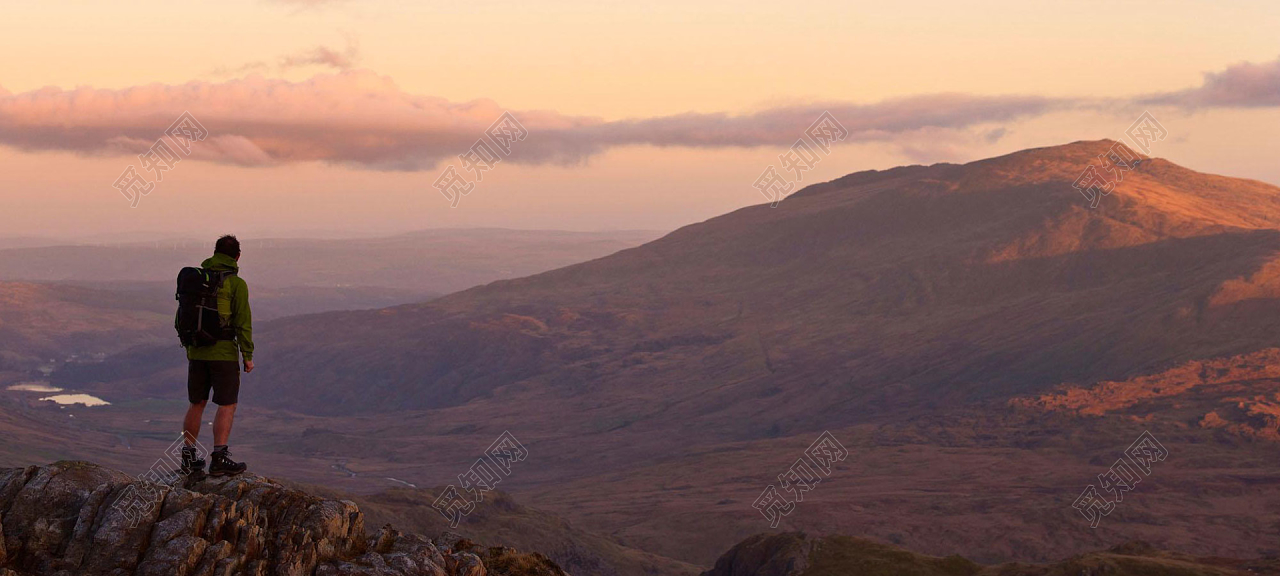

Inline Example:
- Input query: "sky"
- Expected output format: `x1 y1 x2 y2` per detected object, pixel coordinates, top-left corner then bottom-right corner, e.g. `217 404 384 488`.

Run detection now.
1 0 1278 239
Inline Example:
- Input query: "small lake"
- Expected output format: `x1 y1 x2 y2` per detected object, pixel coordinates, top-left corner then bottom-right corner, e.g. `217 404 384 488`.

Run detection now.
7 382 64 393
39 394 111 407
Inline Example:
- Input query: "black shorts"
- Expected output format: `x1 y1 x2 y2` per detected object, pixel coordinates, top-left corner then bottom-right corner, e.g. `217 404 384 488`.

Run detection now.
188 360 241 405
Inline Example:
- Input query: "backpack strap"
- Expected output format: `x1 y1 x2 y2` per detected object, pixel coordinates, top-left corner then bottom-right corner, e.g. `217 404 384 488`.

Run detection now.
202 268 236 286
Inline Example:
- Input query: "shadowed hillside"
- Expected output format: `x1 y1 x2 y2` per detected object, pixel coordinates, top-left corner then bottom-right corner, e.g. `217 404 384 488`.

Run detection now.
233 140 1280 422
0 282 172 373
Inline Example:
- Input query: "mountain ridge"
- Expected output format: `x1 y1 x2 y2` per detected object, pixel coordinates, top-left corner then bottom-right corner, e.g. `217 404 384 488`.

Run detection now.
228 139 1280 417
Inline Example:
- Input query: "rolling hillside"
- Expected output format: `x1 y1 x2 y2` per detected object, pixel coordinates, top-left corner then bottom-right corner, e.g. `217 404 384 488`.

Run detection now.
39 141 1280 567
241 140 1280 423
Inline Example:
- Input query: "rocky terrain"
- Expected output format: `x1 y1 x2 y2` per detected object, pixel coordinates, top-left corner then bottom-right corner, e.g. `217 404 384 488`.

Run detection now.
9 460 1277 576
0 461 565 576
1014 347 1280 441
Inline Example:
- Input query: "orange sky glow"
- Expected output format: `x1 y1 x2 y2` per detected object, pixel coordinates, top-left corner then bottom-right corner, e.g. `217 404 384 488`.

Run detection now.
1 0 1278 238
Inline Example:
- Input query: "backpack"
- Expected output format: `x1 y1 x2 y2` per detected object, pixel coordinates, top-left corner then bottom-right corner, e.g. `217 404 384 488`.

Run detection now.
175 267 237 347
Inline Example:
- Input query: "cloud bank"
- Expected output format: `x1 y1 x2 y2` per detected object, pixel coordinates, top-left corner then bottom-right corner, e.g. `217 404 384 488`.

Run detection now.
1142 57 1280 108
0 56 1276 171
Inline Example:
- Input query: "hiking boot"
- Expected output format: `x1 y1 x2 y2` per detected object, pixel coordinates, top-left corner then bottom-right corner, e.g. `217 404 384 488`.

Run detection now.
180 445 205 476
209 449 247 477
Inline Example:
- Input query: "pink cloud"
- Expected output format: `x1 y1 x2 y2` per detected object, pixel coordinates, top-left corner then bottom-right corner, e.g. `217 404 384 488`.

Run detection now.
0 70 1065 170
1 56 1275 171
0 70 595 169
1143 55 1280 108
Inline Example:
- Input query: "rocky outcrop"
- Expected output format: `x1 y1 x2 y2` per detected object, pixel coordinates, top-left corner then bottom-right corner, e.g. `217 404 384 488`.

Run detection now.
698 533 810 576
0 462 565 576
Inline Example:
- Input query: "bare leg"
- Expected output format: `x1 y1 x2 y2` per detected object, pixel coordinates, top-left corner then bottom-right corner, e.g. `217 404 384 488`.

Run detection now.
213 403 237 446
183 401 207 445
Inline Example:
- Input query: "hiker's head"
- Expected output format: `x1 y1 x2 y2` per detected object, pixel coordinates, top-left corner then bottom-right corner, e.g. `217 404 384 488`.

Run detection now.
215 235 241 261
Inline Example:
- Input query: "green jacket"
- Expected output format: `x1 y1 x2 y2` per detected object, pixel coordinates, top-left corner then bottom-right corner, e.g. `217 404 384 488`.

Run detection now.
179 253 254 362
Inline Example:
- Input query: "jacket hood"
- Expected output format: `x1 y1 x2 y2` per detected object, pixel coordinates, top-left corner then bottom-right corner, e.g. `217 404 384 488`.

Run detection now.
201 252 239 272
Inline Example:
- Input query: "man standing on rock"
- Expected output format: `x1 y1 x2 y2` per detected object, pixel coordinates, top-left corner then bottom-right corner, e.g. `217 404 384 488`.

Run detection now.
179 235 252 476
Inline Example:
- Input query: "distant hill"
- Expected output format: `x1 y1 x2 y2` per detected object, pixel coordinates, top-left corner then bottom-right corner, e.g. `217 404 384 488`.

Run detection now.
235 140 1280 419
0 228 663 297
0 282 171 372
0 228 659 376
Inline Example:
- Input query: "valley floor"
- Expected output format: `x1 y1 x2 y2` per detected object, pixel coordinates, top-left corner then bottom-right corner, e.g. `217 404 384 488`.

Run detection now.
3 384 1278 574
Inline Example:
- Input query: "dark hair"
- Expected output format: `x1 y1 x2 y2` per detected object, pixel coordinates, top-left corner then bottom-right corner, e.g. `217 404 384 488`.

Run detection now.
214 235 241 259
